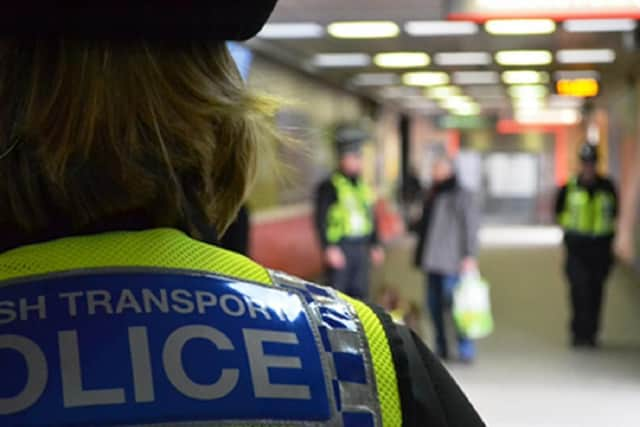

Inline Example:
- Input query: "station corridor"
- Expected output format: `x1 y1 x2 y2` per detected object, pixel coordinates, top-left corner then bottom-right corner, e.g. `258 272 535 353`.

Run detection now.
378 229 640 427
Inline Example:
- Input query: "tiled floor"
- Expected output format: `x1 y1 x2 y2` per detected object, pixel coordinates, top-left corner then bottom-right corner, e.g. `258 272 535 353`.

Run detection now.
379 237 640 427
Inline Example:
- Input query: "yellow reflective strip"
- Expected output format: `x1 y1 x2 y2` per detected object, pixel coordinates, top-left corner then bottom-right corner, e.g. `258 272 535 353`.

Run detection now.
0 229 272 285
343 295 402 427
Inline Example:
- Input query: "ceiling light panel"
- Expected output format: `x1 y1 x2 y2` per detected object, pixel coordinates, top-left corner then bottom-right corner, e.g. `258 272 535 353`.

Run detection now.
485 19 556 35
556 49 616 64
516 109 581 125
554 70 601 81
435 52 492 66
403 72 450 87
374 52 430 69
328 21 400 39
453 71 500 85
496 50 553 66
564 19 637 33
509 85 549 98
313 53 371 68
453 103 482 116
548 95 584 109
405 21 479 36
427 86 462 99
258 23 325 39
502 71 550 85
351 73 399 86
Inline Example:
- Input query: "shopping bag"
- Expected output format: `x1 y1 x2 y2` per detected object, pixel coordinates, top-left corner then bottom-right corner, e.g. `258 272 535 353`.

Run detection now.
453 272 494 339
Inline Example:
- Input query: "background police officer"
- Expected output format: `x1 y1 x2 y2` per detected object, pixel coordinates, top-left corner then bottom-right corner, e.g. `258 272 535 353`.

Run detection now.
314 125 384 300
555 143 618 348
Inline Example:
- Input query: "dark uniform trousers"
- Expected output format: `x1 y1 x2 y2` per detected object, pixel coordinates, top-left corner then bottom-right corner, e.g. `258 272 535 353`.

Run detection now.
565 237 613 342
327 240 371 301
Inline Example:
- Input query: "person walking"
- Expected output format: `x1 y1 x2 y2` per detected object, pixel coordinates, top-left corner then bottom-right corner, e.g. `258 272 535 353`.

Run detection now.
555 143 618 348
413 157 480 362
314 125 384 300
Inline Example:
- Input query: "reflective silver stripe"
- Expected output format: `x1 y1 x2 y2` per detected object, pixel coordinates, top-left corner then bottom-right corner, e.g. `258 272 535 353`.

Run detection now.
269 270 382 427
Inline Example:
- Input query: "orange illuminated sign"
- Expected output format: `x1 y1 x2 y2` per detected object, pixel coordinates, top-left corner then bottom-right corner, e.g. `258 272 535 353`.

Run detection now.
556 79 599 97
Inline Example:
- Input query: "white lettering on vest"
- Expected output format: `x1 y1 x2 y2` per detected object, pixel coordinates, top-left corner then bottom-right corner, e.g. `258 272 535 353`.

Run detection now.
246 298 272 321
163 325 239 400
142 289 169 313
0 301 16 325
243 329 311 400
128 327 155 403
195 291 217 314
170 290 195 314
0 335 48 415
59 292 83 317
115 289 143 314
58 330 125 408
19 296 46 321
220 294 245 317
86 291 113 315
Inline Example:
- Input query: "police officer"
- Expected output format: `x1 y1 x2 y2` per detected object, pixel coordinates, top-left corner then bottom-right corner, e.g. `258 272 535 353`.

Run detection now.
0 3 484 426
314 125 385 300
555 144 618 348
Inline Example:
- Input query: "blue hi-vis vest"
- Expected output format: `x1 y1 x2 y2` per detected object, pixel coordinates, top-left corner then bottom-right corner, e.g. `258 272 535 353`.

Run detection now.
0 269 380 427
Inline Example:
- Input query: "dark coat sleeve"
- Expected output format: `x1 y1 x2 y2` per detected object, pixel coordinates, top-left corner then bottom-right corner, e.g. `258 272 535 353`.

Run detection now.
459 190 479 258
371 303 486 427
314 179 337 249
554 185 568 221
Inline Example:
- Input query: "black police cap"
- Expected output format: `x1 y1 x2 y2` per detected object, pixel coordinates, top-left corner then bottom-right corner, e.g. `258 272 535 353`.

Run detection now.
0 1 279 41
335 125 368 156
579 143 598 163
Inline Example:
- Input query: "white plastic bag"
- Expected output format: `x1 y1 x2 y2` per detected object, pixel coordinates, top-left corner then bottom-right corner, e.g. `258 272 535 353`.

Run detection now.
453 272 494 340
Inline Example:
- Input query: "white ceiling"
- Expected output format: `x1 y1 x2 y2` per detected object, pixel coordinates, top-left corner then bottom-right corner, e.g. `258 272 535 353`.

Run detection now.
270 0 445 23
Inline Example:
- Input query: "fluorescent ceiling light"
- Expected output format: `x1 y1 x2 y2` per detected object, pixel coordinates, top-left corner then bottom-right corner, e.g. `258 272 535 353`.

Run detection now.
564 19 637 33
554 70 601 81
427 86 462 99
258 23 324 39
440 96 474 110
502 71 550 85
513 98 546 111
548 95 584 109
516 109 581 125
509 85 549 98
556 49 616 64
405 21 478 36
313 53 371 68
453 103 482 116
374 52 430 69
496 50 553 66
453 71 499 85
435 52 492 66
351 73 399 86
328 21 399 39
485 19 556 35
403 72 450 87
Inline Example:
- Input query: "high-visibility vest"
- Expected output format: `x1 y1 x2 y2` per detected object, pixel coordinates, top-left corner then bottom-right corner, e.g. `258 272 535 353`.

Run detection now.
559 178 616 237
326 173 374 244
0 229 402 426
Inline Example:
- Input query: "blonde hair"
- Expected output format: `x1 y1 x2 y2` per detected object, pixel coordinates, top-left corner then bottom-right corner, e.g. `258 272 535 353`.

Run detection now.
0 38 278 238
